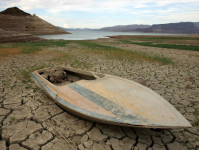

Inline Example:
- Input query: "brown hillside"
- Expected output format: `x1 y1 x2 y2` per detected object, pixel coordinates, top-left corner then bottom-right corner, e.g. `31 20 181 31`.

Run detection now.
0 7 31 16
0 29 45 43
0 7 70 35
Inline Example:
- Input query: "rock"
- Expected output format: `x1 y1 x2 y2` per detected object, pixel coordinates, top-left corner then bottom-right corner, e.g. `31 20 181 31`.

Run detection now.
0 140 6 150
44 68 68 83
102 126 126 139
166 141 188 150
50 77 54 82
53 70 61 77
9 144 27 150
41 74 48 79
55 76 62 83
187 77 195 82
87 127 108 142
136 78 146 86
185 84 191 89
134 146 138 150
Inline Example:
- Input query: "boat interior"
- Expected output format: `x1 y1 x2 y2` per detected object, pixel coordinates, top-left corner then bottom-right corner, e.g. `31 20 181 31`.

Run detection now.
38 67 105 86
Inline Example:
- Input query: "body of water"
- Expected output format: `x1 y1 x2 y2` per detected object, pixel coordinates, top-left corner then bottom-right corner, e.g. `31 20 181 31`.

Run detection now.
36 31 179 40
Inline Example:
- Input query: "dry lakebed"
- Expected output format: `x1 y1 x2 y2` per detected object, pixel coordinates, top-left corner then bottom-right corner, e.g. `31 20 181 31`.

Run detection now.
0 35 199 150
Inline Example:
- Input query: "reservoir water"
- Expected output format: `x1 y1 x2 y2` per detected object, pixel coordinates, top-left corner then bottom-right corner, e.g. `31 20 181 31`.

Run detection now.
36 31 178 40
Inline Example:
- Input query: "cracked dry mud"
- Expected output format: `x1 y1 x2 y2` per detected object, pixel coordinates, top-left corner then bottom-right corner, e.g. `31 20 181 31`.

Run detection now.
0 39 199 150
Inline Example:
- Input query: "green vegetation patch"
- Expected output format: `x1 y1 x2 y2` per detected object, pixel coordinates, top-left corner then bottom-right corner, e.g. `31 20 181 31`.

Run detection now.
11 40 71 48
21 46 42 54
113 35 199 41
122 40 199 51
76 41 173 65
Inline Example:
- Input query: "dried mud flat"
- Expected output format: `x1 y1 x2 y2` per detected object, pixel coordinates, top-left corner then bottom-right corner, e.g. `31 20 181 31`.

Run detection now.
0 38 199 150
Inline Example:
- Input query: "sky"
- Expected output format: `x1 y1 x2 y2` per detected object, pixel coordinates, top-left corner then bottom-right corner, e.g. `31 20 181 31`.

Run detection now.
0 0 199 29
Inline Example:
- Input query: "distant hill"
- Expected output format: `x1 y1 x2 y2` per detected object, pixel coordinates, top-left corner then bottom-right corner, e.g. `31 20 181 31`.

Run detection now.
0 7 70 35
60 24 150 32
135 22 199 34
194 22 199 28
98 24 151 32
59 27 98 31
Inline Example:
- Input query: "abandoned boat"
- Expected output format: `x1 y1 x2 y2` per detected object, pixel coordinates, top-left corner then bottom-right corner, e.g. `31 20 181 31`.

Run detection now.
30 66 192 128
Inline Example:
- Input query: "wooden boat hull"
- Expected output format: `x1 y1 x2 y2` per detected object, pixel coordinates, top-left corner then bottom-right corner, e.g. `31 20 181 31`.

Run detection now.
30 67 192 128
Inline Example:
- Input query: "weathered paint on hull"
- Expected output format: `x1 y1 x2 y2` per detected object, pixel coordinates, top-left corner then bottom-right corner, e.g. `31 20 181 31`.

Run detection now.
30 67 192 128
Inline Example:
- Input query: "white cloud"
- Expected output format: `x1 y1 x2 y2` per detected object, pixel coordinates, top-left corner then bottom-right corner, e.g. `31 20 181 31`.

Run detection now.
1 0 199 28
1 0 199 13
156 11 199 23
63 23 69 28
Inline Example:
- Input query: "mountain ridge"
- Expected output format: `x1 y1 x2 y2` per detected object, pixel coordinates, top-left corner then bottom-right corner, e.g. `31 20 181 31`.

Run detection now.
62 22 199 34
98 24 151 32
135 22 199 34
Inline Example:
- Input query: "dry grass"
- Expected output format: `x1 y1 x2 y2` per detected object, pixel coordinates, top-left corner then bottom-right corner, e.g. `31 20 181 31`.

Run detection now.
0 47 21 56
76 41 173 65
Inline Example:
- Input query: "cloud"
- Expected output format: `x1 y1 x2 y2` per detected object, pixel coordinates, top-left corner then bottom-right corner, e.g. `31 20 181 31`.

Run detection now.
1 0 199 13
63 23 69 28
155 11 199 23
1 0 199 28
